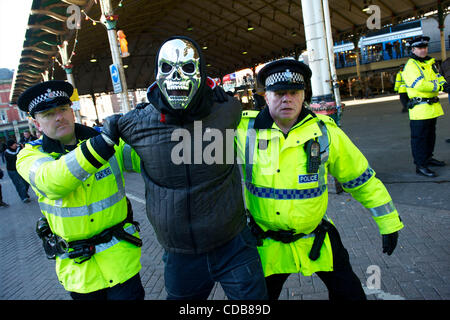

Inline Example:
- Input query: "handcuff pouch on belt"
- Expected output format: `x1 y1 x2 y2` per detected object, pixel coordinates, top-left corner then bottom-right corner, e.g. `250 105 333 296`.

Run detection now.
246 211 331 261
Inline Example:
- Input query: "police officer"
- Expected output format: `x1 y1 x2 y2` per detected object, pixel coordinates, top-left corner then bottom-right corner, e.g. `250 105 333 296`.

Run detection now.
402 36 449 177
394 64 409 112
16 81 144 300
235 59 404 300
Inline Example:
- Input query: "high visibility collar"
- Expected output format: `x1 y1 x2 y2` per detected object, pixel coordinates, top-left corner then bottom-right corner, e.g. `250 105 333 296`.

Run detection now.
253 105 316 131
42 123 100 154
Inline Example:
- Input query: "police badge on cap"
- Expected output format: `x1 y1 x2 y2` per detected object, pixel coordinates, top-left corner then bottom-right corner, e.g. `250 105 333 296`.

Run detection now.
17 80 73 117
257 58 312 92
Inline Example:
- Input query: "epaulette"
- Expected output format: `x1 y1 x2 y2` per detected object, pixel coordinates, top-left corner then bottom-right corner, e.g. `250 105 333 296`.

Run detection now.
315 113 337 127
242 110 259 118
28 139 43 147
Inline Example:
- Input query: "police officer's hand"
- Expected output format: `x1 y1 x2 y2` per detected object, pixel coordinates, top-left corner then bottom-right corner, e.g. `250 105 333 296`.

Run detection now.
442 83 450 93
382 232 398 255
101 114 122 146
213 85 228 103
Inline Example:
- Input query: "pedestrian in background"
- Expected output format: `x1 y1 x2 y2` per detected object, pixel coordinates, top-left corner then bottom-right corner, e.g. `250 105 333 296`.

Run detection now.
0 167 9 208
5 140 30 203
19 130 37 147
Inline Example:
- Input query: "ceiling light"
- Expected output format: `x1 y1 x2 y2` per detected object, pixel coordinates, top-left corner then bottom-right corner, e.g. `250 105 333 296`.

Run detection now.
186 20 193 31
90 54 97 63
123 65 128 68
242 50 248 55
247 21 254 31
202 43 208 50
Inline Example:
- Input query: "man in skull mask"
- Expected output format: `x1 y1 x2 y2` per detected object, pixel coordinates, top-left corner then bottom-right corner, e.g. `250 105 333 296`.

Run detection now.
102 36 268 300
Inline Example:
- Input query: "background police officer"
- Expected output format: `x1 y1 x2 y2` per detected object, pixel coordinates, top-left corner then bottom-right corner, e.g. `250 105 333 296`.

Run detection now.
236 59 404 300
403 36 449 177
394 64 409 113
16 81 144 300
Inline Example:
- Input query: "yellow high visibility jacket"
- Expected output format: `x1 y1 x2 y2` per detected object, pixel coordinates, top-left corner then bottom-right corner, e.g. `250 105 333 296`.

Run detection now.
235 108 404 277
394 71 407 94
17 124 142 293
403 56 446 120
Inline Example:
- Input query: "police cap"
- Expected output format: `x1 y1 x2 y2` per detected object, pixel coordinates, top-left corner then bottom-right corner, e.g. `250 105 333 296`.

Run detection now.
17 80 73 117
408 36 430 48
257 58 312 92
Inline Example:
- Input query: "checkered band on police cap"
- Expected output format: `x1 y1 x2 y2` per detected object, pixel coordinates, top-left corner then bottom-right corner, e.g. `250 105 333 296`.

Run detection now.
408 36 430 48
257 58 312 91
17 80 73 116
265 69 304 87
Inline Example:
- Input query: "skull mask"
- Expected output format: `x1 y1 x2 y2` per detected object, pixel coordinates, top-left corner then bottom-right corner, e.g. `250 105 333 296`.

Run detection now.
156 38 201 109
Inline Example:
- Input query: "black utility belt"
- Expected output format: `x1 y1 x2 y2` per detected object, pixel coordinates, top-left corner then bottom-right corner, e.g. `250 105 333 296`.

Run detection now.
246 211 332 261
408 96 439 109
36 218 142 264
65 221 142 263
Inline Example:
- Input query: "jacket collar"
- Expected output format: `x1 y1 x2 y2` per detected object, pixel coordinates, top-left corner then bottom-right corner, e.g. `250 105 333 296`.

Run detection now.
254 105 316 131
411 53 433 63
42 123 99 154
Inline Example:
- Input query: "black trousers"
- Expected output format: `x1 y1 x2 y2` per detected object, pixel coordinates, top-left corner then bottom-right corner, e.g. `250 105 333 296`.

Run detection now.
265 224 367 300
69 273 145 300
410 118 437 167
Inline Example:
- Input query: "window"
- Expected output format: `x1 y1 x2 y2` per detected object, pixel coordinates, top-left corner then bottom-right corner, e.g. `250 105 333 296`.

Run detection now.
0 109 8 124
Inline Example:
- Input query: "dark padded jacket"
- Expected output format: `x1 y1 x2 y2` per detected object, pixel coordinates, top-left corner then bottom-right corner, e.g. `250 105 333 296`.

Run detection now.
118 92 245 254
117 36 245 254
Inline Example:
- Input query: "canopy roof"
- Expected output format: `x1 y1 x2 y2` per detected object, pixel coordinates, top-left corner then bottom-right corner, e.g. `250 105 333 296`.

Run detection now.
10 0 448 102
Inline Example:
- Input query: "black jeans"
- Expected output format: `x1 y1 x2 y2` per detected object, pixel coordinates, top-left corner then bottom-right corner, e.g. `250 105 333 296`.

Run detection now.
69 273 145 300
265 224 367 300
410 118 437 167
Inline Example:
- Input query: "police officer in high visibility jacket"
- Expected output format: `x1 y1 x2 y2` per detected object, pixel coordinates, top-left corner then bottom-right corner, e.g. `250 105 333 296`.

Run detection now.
235 59 404 300
394 64 409 112
403 36 449 177
16 81 144 300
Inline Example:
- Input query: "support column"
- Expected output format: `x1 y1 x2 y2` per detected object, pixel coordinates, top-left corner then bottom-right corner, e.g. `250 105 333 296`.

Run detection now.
438 0 447 61
57 41 82 123
301 0 335 115
322 0 343 126
99 0 131 114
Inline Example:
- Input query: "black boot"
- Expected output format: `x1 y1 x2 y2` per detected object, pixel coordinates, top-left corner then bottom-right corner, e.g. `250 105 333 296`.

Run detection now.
416 166 437 177
427 158 445 167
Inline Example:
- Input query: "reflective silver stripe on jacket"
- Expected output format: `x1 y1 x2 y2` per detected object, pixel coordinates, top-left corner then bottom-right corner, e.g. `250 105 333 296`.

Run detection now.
29 156 54 197
39 155 125 217
123 144 134 171
64 149 91 181
57 224 138 260
369 201 396 217
317 120 329 188
245 118 256 182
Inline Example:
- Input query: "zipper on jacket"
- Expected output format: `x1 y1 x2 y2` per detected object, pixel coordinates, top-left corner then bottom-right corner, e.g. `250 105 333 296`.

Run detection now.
181 119 197 253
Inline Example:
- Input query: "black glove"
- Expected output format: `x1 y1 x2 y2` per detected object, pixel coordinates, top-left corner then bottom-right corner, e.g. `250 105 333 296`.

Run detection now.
442 83 450 93
135 102 149 109
382 232 398 255
101 114 122 145
213 85 228 103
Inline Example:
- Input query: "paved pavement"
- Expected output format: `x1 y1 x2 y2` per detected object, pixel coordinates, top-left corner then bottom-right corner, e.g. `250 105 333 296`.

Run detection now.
0 93 449 300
